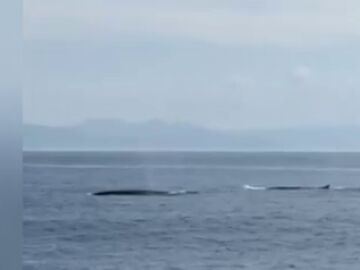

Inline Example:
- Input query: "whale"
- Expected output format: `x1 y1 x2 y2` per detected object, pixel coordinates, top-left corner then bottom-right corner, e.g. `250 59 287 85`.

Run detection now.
91 189 198 196
244 184 331 191
266 184 330 190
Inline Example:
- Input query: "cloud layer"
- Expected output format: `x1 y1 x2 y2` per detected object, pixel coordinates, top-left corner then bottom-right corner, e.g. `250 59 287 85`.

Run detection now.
25 0 360 46
24 0 360 129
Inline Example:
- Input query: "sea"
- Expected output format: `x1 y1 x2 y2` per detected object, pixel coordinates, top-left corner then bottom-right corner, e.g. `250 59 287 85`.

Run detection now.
23 151 360 270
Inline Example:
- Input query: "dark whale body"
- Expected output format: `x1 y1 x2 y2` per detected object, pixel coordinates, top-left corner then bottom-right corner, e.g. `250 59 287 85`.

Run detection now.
92 189 198 196
244 184 360 191
267 184 330 190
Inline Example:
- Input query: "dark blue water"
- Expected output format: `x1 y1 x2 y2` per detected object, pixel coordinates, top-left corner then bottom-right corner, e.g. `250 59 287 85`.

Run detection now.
24 151 360 269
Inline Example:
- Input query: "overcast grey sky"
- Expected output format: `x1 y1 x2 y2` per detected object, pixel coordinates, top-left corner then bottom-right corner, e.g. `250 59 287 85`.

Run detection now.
24 0 360 129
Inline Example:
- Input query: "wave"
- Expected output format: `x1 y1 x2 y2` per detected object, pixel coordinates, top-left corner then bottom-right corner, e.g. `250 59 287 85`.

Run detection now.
243 185 266 190
329 186 360 191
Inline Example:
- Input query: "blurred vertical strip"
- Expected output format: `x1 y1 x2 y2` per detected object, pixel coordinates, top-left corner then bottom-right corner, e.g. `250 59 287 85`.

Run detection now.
0 0 22 268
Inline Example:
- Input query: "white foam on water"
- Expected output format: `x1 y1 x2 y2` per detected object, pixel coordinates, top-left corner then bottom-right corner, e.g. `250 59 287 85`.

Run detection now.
243 184 266 191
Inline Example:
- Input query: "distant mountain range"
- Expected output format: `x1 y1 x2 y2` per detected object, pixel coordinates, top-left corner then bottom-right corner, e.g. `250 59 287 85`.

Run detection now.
23 119 360 151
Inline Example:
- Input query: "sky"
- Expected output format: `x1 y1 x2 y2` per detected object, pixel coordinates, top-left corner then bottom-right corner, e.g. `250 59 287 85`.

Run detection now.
24 0 360 129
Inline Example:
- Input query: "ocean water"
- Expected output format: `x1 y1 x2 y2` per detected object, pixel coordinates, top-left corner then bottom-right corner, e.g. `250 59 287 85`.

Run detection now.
24 151 360 270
